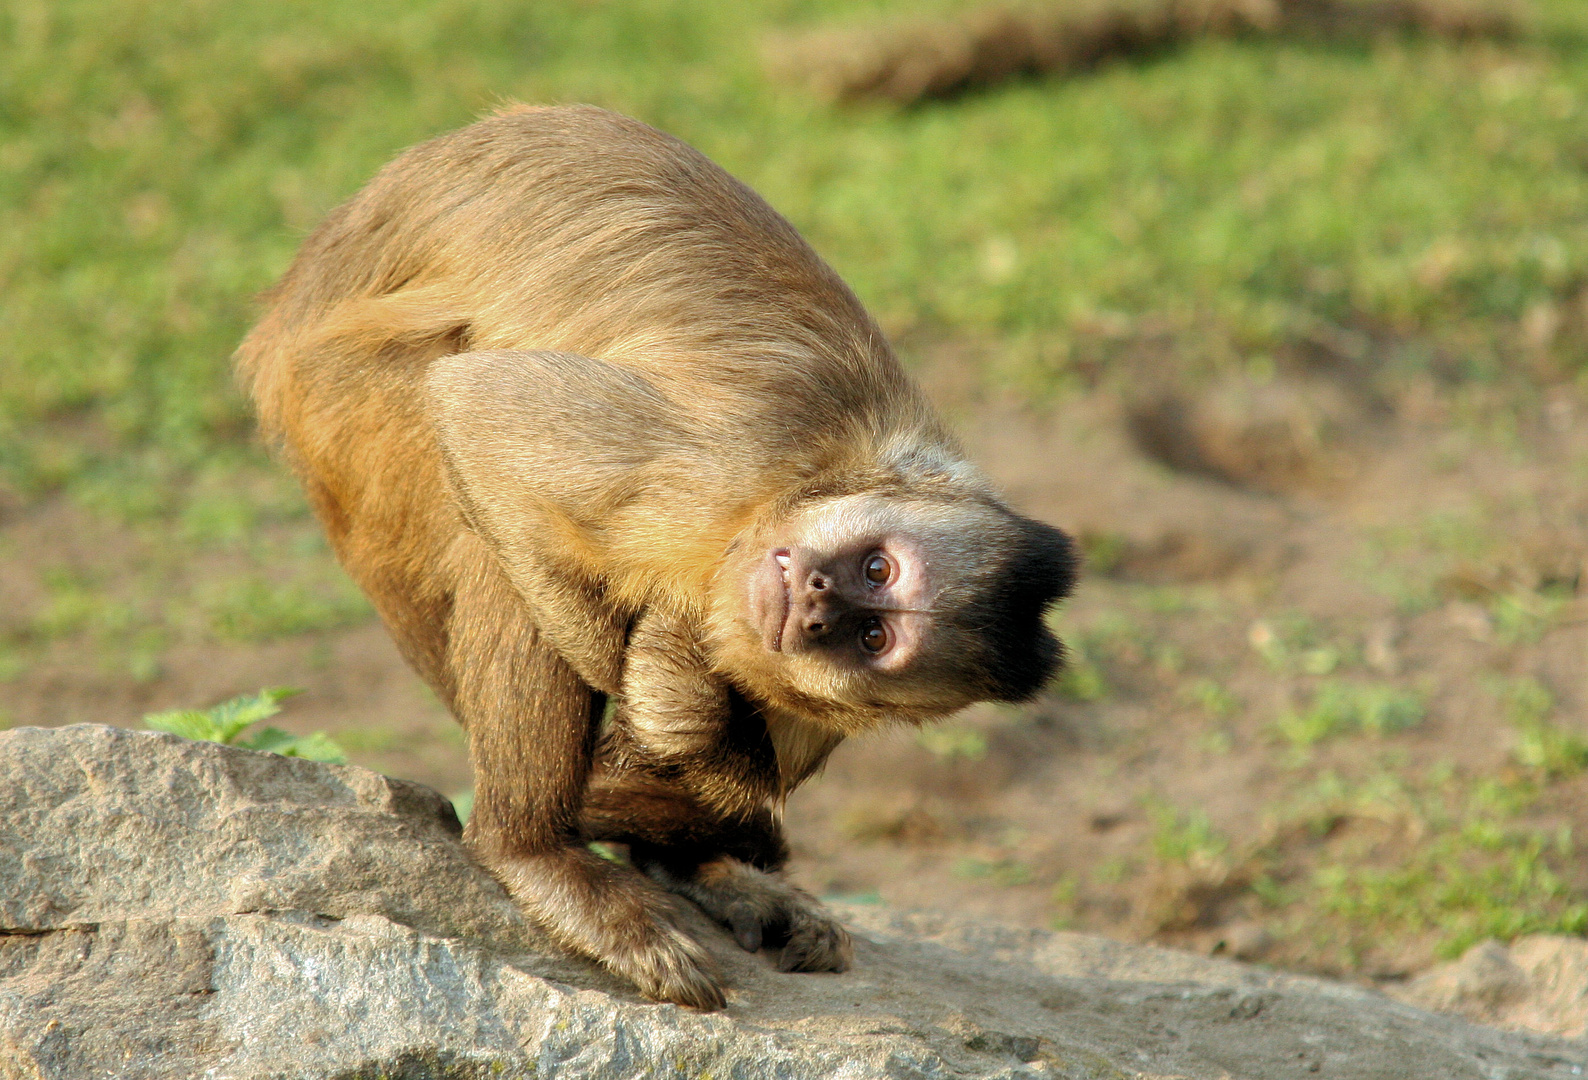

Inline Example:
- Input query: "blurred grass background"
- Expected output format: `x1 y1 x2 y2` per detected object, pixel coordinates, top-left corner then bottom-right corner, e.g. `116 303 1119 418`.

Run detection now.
8 0 1588 985
6 0 1588 513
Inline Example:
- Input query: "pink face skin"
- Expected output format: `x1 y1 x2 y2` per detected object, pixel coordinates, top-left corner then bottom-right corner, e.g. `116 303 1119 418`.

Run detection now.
744 495 946 677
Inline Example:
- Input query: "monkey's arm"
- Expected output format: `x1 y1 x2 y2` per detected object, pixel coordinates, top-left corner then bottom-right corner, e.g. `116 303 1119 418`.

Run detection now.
427 350 692 695
604 608 770 819
588 609 852 973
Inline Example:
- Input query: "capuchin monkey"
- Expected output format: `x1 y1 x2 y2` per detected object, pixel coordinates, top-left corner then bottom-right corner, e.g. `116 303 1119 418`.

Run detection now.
237 104 1076 1009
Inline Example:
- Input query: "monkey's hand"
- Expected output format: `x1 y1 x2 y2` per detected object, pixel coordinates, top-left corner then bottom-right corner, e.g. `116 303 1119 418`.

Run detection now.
644 855 853 974
483 844 728 1010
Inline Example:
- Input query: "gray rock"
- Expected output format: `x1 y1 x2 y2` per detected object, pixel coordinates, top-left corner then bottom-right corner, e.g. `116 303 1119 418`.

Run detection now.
1394 936 1588 1039
2 724 1584 1079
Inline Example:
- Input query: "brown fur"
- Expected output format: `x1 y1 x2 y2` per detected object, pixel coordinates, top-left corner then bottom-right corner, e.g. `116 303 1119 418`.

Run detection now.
237 105 1072 1006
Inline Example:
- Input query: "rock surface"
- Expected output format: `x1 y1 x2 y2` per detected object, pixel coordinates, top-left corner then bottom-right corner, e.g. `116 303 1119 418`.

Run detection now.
3 724 1585 1079
1393 936 1588 1040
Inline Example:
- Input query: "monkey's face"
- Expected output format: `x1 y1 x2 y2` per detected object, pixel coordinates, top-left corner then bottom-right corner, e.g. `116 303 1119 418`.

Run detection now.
711 493 1076 728
748 495 943 672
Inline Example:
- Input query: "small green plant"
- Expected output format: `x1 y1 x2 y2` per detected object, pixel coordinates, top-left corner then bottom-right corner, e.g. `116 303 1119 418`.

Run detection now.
1274 681 1424 749
33 568 135 642
1056 643 1107 702
953 856 1034 887
916 724 988 761
1498 676 1554 726
1049 873 1080 928
0 639 27 683
1248 616 1344 675
1182 678 1238 719
143 687 346 763
1091 857 1133 885
1078 530 1127 575
822 889 883 906
201 575 372 644
588 841 628 864
1513 724 1588 779
1147 802 1228 868
1489 587 1572 645
1498 678 1588 779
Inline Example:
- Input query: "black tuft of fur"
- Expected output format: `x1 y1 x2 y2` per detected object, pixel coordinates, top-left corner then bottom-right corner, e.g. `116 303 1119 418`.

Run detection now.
959 513 1078 702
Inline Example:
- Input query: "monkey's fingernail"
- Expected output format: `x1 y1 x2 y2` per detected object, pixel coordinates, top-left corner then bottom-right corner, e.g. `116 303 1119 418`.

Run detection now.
774 552 790 569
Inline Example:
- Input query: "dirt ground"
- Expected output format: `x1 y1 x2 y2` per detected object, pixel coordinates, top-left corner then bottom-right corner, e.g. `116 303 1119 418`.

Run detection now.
7 347 1588 986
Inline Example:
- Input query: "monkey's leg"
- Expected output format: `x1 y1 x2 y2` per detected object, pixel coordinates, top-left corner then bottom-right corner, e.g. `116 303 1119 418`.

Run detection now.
449 546 724 1009
582 770 853 975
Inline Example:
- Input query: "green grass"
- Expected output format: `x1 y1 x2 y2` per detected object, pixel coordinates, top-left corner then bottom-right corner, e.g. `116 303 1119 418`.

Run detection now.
916 722 990 761
1055 643 1109 701
198 573 371 643
1277 765 1588 962
954 855 1036 887
1274 679 1425 749
1181 677 1238 718
1248 614 1351 675
1361 502 1583 624
6 0 1588 512
1148 801 1230 867
7 0 1588 677
1495 676 1588 778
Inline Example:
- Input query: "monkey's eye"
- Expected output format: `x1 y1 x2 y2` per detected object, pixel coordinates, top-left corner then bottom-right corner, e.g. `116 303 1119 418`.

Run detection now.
858 617 889 654
863 553 892 586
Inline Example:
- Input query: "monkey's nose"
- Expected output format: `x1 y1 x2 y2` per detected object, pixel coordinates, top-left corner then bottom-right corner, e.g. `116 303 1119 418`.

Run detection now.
808 572 828 591
801 603 832 639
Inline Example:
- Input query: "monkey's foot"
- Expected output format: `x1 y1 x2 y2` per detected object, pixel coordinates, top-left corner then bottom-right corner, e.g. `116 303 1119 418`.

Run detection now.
646 856 853 974
484 846 727 1009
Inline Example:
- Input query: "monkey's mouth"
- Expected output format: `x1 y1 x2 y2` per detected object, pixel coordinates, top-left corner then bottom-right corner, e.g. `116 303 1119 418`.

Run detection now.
771 550 792 651
751 549 793 653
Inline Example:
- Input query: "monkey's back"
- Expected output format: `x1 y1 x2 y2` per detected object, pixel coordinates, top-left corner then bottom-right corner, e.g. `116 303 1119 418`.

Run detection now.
247 105 920 422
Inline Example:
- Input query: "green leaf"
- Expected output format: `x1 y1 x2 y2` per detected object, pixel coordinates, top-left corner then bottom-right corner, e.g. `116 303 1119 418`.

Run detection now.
143 708 223 742
279 731 347 764
206 687 302 743
236 726 296 753
143 688 321 759
236 725 347 764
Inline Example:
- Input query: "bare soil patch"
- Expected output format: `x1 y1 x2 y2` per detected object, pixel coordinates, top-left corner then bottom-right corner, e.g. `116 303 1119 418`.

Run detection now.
766 0 1522 106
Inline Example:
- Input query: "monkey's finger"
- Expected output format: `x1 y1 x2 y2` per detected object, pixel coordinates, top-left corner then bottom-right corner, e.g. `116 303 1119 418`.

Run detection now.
629 951 728 1011
728 908 764 953
614 918 728 1010
776 916 853 973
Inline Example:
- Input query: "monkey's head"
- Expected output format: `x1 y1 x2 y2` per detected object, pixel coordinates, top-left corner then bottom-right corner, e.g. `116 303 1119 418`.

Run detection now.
709 493 1077 731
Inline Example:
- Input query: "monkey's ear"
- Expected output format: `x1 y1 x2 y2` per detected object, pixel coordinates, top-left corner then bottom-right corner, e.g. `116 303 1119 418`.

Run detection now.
426 349 685 694
976 515 1078 703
